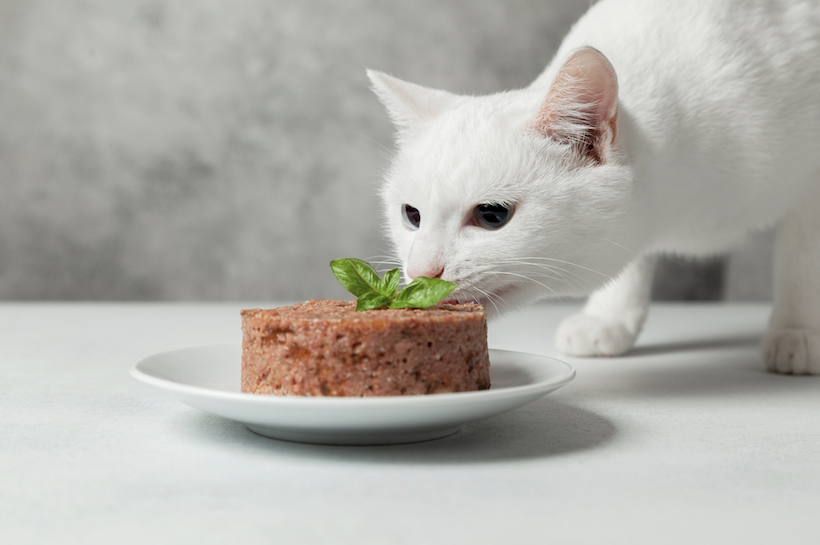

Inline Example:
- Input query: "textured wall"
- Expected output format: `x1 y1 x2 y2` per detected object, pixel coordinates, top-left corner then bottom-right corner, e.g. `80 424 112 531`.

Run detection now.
0 0 592 301
0 0 771 301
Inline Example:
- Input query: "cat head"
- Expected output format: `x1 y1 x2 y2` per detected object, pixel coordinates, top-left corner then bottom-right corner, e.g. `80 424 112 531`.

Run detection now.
369 48 637 315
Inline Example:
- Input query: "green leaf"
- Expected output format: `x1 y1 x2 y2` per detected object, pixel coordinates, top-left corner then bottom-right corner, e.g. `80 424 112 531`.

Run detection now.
390 277 457 309
330 258 383 298
331 258 458 312
380 268 401 297
355 291 393 311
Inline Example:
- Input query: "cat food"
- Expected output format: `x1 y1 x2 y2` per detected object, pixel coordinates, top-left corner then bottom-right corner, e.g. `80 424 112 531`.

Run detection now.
241 299 490 396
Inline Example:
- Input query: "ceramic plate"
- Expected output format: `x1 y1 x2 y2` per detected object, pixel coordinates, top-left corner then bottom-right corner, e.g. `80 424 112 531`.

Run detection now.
131 343 575 445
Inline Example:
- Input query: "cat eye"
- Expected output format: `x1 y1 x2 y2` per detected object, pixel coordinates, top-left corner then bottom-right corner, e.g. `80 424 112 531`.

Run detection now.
402 204 421 230
473 203 515 230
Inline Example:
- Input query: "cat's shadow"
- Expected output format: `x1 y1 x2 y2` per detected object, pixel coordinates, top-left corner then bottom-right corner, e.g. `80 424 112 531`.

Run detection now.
606 333 820 398
627 334 762 358
170 397 616 464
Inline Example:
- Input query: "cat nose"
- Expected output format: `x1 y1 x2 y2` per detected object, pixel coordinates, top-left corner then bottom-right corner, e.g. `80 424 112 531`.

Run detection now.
407 265 444 280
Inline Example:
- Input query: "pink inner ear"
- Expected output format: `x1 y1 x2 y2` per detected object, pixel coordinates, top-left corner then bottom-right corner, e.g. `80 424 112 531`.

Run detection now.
534 47 619 160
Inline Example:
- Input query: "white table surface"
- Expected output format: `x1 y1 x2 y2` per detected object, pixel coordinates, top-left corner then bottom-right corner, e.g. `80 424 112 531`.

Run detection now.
2 302 819 544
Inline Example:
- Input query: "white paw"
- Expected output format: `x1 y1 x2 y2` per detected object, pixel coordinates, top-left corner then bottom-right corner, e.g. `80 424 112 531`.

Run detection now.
762 328 820 375
556 313 637 357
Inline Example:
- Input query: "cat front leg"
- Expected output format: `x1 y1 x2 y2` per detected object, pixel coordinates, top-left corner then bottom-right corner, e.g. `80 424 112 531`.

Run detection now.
762 186 820 375
556 255 656 357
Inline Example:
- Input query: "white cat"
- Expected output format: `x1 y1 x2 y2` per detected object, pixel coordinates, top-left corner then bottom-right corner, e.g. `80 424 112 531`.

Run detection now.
367 0 820 375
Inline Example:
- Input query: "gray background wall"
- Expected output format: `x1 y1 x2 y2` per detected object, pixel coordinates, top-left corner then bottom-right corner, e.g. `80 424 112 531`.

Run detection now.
0 0 772 302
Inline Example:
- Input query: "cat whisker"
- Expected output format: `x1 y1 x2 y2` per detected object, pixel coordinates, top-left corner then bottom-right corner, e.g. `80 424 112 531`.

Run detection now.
364 253 403 273
470 285 505 316
489 259 588 287
493 256 613 281
490 270 562 299
333 124 395 162
602 238 635 255
486 259 597 292
488 268 567 290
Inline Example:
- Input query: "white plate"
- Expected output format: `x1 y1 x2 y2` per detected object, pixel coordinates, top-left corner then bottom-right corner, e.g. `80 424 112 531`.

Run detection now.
131 344 575 445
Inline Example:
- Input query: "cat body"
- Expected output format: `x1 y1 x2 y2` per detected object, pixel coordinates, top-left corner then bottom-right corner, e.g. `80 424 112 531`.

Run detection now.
368 0 820 374
541 0 820 256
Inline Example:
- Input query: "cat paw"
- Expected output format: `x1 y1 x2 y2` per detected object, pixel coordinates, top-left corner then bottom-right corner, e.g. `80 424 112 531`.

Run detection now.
556 313 637 357
761 328 820 375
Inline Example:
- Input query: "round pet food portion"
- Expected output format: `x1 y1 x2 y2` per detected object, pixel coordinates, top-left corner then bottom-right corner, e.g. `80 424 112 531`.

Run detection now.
241 299 490 397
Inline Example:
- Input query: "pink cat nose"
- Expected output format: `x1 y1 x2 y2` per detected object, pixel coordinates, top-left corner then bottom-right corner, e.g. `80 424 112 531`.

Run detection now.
407 266 444 280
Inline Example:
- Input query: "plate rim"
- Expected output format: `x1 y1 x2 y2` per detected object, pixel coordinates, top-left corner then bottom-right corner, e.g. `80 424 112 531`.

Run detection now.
130 343 575 406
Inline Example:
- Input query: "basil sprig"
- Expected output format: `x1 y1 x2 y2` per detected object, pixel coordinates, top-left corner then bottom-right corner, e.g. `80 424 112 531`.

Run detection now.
330 258 457 311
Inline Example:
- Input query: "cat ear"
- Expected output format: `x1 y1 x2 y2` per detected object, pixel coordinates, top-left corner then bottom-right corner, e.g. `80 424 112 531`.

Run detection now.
367 69 460 136
533 47 619 164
